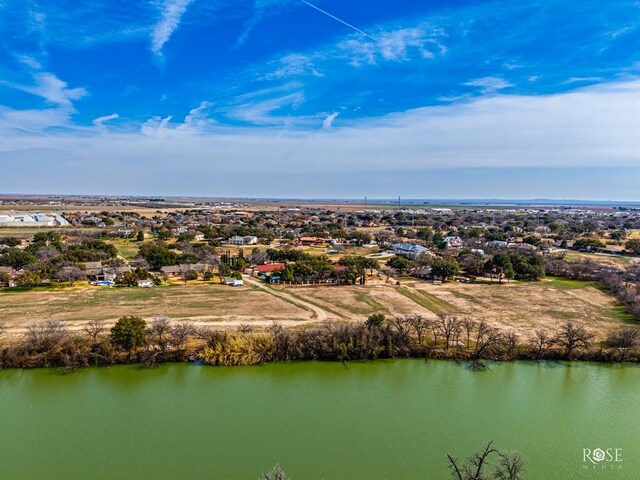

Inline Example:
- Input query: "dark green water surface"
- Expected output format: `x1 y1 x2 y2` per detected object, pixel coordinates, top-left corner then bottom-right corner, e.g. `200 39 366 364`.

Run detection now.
1 360 638 479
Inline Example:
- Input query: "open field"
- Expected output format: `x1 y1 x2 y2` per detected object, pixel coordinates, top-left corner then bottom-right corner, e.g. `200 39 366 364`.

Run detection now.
106 238 141 261
0 204 185 217
562 250 636 267
0 282 314 336
0 275 636 340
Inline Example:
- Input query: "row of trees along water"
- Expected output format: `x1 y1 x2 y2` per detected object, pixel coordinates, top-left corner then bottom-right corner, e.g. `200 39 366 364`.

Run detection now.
1 311 638 369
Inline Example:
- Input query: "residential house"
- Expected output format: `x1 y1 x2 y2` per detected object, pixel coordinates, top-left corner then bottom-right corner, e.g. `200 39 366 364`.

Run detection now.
390 242 430 260
443 236 464 248
253 263 285 276
88 265 132 283
229 235 258 246
160 263 207 277
298 236 325 246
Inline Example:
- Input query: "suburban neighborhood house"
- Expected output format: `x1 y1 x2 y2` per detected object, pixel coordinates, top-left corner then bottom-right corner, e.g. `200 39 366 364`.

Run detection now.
443 236 464 248
391 242 430 260
228 235 258 246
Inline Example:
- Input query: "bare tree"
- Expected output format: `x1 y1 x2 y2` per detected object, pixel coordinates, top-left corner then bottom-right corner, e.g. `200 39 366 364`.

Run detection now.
554 322 594 358
171 321 195 352
195 326 227 349
531 328 555 360
462 317 476 349
447 441 524 480
150 317 172 350
261 465 289 480
606 329 639 361
406 314 429 345
495 451 525 480
438 314 462 351
84 320 105 345
503 330 520 359
390 316 411 337
431 320 441 348
237 323 253 334
471 320 502 368
25 319 69 353
447 441 497 480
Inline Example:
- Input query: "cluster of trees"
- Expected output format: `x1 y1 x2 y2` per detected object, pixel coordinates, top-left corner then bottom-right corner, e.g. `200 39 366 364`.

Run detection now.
573 238 606 250
0 316 196 368
485 252 545 282
137 241 222 271
265 248 378 284
0 232 122 287
1 313 637 369
387 251 544 283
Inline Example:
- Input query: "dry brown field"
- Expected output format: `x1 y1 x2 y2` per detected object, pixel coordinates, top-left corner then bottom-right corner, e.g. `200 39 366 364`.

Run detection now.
0 275 636 341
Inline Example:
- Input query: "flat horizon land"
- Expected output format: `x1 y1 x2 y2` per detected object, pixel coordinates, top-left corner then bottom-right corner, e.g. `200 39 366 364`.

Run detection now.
0 191 624 211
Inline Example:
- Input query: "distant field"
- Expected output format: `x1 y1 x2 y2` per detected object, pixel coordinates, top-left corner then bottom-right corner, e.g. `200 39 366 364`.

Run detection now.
0 276 636 340
106 238 141 260
0 226 104 238
563 250 634 266
0 204 182 217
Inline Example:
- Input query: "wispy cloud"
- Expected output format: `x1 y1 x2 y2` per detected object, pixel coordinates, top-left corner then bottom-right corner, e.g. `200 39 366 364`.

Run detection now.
92 113 119 127
264 54 324 79
8 72 87 107
221 91 306 125
339 25 446 66
3 78 640 171
141 115 174 137
16 54 42 70
234 0 293 49
322 111 339 128
178 101 214 129
464 76 513 94
151 0 194 58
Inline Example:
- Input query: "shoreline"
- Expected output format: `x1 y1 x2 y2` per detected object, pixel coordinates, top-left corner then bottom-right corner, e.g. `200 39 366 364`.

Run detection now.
2 345 639 371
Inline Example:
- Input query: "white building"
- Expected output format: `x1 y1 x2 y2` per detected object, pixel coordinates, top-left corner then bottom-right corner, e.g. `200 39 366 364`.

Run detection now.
228 235 258 246
0 213 69 227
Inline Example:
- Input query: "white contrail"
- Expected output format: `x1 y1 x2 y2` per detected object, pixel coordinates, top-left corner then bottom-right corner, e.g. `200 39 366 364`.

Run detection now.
302 1 377 42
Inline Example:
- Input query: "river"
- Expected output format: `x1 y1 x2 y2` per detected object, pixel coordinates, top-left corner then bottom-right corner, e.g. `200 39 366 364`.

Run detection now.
0 360 638 479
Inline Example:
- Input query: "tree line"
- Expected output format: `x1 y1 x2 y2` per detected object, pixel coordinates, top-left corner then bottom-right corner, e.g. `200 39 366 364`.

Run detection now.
1 313 637 369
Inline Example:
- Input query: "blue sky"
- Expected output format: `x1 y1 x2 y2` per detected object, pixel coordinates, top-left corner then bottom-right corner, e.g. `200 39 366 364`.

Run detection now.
1 0 639 199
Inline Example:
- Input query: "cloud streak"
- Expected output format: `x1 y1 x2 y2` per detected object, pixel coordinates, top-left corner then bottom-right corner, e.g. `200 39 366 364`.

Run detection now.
6 72 87 108
302 1 377 41
151 0 194 57
92 113 119 127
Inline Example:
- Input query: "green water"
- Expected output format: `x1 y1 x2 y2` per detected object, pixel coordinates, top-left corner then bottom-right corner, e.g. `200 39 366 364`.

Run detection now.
0 360 638 479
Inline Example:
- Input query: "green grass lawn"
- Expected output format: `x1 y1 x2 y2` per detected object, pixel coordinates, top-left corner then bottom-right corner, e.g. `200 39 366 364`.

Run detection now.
106 238 141 261
542 276 594 290
603 305 637 324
